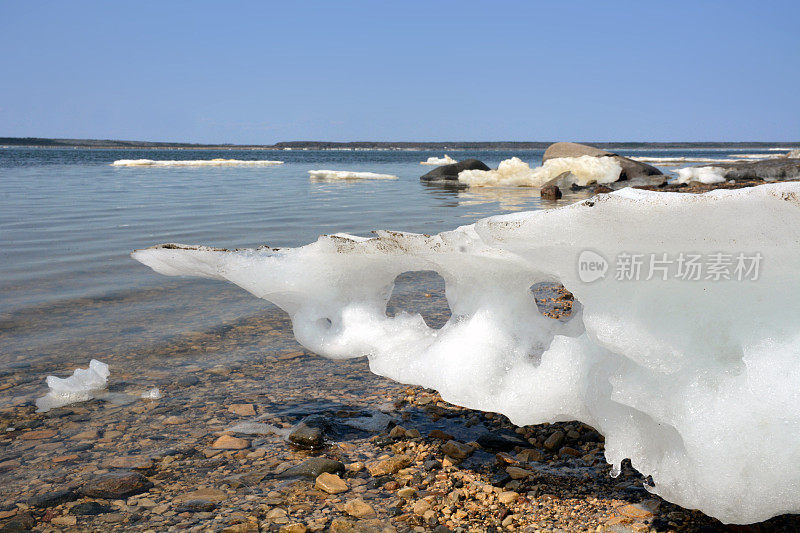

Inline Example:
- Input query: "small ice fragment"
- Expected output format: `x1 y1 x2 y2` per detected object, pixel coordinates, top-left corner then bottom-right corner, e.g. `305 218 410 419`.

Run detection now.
141 388 162 400
421 154 457 165
308 170 399 181
35 359 110 413
674 165 727 184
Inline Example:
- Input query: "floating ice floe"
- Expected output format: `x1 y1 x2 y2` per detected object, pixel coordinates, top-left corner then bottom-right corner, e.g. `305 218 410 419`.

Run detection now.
420 154 458 166
308 170 399 181
35 359 110 412
632 154 775 166
111 158 284 167
674 166 727 184
458 156 621 187
133 182 800 524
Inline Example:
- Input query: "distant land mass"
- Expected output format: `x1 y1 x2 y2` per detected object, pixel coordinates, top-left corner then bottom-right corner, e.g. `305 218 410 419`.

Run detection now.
1 137 799 150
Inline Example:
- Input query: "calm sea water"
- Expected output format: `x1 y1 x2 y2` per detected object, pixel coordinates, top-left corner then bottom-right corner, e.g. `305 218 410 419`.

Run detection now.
0 146 771 382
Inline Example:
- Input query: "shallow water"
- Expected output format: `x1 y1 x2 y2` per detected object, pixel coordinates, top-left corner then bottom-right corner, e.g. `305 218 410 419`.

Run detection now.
0 146 781 405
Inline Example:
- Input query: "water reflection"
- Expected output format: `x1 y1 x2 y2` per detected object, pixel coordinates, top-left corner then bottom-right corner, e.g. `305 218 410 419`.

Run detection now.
420 181 592 214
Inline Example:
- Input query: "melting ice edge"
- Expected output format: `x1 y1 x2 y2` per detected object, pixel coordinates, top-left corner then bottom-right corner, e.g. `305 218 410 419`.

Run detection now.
133 183 800 524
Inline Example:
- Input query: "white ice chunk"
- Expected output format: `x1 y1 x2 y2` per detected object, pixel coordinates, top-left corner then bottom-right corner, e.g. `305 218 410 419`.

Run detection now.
420 154 457 165
141 387 162 400
111 159 283 167
675 166 727 184
35 359 110 412
132 183 800 524
458 156 621 187
308 170 399 181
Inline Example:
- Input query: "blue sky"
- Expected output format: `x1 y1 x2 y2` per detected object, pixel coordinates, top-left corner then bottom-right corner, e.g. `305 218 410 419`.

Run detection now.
1 1 798 143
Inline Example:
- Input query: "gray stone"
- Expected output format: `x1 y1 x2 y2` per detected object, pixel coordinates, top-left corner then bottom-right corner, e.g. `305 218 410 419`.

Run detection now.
27 489 78 508
276 457 345 479
420 159 490 182
696 158 800 181
81 471 154 499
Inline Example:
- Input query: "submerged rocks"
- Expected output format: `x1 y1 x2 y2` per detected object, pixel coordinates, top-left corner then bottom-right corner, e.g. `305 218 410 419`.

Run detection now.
277 457 345 479
315 472 348 494
420 159 490 182
543 142 663 182
81 471 153 499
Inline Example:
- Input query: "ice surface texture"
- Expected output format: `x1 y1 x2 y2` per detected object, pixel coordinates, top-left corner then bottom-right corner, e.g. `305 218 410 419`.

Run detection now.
308 170 399 181
35 359 110 412
458 156 621 187
133 183 800 524
421 154 458 165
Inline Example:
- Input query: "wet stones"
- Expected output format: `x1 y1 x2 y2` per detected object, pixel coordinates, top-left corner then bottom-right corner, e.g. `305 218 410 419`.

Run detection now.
366 455 412 476
540 184 562 200
287 421 324 450
441 440 474 460
70 501 113 515
81 471 153 499
343 497 376 518
212 435 250 449
476 431 528 452
277 457 345 479
27 488 78 508
104 455 153 470
227 403 256 416
315 472 348 494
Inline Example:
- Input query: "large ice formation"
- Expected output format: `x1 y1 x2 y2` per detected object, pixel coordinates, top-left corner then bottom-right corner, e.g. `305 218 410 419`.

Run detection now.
308 170 399 181
112 159 284 167
458 156 621 187
421 154 458 165
35 359 110 412
132 183 800 524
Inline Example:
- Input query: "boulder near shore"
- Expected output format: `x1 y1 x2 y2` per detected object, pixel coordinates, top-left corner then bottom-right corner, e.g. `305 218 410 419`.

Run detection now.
419 158 490 182
543 141 663 182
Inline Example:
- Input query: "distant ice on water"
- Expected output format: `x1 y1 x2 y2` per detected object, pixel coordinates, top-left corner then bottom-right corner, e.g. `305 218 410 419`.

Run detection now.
111 158 284 167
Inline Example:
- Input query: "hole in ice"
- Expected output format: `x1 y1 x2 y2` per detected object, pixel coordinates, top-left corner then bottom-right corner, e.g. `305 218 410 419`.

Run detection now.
530 282 575 320
316 317 333 330
386 271 451 329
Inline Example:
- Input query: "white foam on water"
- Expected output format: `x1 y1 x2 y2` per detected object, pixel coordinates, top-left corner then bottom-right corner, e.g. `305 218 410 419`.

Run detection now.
420 154 457 165
458 156 621 188
308 170 399 181
111 158 284 167
133 183 800 524
35 359 110 412
675 166 728 184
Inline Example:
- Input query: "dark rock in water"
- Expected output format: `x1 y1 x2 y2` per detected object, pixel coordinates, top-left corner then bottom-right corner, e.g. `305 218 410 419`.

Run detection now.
80 471 154 499
420 159 490 182
27 489 78 508
176 499 217 513
540 184 562 200
287 416 326 449
70 502 113 515
0 512 34 532
543 142 663 181
176 375 200 387
595 185 613 194
277 457 345 479
696 158 800 181
476 431 528 452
